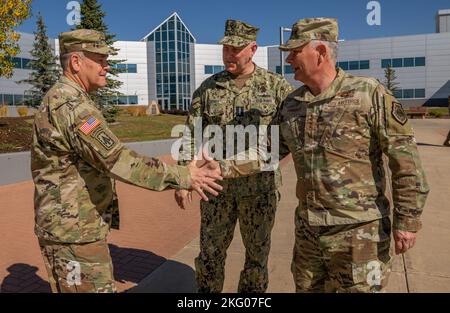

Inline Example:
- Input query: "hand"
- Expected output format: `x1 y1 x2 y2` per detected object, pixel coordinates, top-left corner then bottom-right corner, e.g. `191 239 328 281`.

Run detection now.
393 230 417 254
175 189 192 210
187 155 223 201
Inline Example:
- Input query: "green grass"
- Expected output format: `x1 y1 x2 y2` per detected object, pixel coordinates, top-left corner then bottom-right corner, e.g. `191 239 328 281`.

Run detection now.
0 143 19 150
110 113 187 142
427 107 449 118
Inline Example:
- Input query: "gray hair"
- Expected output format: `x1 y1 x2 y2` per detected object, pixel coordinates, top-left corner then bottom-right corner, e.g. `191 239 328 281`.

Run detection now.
60 51 85 71
309 40 338 62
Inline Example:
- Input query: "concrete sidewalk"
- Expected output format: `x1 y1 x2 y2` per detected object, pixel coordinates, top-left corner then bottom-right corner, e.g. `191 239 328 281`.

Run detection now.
131 119 450 293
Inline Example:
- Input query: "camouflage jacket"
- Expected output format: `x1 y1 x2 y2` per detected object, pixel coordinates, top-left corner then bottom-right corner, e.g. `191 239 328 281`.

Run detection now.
32 76 191 243
222 68 429 231
179 65 293 195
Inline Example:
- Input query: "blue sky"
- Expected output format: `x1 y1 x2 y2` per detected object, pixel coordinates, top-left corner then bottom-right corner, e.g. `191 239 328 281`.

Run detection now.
17 0 450 45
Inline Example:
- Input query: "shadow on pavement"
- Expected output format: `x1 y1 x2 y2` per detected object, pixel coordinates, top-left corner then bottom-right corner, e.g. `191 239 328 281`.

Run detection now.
127 260 197 293
1 263 51 293
1 244 183 293
109 243 167 288
417 142 448 147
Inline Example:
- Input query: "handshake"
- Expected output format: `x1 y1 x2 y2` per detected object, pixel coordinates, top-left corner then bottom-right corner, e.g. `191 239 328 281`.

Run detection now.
180 151 223 209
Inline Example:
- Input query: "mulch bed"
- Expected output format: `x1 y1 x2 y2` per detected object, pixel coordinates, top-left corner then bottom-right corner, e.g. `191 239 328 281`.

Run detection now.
0 117 34 153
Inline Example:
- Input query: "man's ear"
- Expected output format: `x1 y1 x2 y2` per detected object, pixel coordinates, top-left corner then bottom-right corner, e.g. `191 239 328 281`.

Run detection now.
70 53 82 72
315 43 327 61
250 42 258 54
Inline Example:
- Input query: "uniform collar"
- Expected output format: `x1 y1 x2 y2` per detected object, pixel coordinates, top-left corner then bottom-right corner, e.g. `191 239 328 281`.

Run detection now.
294 67 347 103
59 75 90 97
214 63 262 92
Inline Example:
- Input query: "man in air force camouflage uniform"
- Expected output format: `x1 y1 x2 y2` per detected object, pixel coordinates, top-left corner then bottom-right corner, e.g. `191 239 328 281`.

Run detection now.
220 18 429 292
32 29 222 293
175 20 293 293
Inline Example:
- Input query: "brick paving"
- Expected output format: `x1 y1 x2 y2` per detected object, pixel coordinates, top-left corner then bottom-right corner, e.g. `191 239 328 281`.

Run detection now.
0 155 201 293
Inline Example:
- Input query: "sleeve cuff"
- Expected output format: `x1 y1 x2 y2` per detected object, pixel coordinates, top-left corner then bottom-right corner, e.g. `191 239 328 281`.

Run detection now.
175 165 191 190
393 215 422 232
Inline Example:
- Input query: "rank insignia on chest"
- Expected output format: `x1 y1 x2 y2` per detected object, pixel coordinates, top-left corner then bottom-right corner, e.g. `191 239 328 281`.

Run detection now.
391 102 408 125
235 106 244 117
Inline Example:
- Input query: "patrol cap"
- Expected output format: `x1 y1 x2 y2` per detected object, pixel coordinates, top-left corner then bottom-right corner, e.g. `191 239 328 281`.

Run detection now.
59 29 114 55
279 18 338 51
218 19 259 48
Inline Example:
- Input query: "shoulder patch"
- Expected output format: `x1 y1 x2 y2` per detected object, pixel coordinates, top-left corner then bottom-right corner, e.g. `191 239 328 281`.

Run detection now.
384 94 413 136
78 115 101 135
92 127 117 151
391 101 408 125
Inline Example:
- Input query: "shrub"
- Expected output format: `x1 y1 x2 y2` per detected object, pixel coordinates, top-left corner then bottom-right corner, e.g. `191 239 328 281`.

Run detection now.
0 105 8 117
17 107 29 117
103 105 120 123
125 106 147 117
428 110 443 118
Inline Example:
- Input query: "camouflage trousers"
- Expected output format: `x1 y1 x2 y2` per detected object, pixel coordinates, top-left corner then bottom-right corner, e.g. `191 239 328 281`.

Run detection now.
195 190 279 293
39 238 117 293
292 214 392 293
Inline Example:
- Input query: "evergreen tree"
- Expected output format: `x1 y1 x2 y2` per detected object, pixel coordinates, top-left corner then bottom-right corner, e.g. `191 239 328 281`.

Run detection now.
19 13 61 107
76 0 124 122
384 65 400 94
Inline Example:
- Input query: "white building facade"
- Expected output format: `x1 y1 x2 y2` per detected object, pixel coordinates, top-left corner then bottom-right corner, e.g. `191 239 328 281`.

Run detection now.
1 11 449 110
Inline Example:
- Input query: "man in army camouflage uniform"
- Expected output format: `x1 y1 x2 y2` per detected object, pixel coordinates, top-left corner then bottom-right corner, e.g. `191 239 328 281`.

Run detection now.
31 29 223 293
220 18 429 292
174 20 293 293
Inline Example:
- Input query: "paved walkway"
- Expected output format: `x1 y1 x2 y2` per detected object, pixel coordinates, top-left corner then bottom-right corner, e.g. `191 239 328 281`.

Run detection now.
1 119 449 292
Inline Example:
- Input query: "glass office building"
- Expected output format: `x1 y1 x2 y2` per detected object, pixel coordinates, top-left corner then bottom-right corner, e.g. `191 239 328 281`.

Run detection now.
143 13 195 110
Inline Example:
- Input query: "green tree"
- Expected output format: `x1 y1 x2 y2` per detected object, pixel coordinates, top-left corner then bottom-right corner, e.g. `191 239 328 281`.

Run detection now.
384 65 400 94
19 13 61 107
0 0 32 78
76 0 124 122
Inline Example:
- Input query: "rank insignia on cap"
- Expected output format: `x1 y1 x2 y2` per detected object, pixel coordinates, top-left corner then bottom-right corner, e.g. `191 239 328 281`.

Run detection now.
391 102 408 125
79 116 101 135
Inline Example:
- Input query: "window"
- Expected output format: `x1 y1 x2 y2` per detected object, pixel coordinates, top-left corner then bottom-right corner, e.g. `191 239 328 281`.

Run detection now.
359 60 370 70
403 57 414 67
22 58 32 69
214 65 224 73
414 89 425 98
403 89 414 99
348 61 359 70
338 61 349 70
128 96 138 104
118 96 128 105
393 90 403 99
392 58 403 68
14 95 24 105
415 57 425 66
275 65 294 74
205 65 224 74
381 59 391 68
12 57 21 68
112 63 137 73
127 64 137 73
3 94 14 105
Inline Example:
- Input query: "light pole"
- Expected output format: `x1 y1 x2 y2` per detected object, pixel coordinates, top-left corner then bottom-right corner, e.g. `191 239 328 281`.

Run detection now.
279 27 292 77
